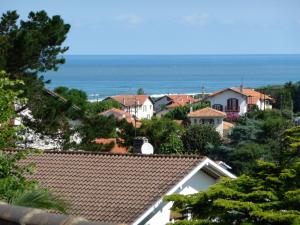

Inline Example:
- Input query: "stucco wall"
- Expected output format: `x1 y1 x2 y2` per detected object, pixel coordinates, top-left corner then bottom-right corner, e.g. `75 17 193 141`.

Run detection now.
207 90 247 115
140 170 217 225
125 98 154 119
189 117 224 136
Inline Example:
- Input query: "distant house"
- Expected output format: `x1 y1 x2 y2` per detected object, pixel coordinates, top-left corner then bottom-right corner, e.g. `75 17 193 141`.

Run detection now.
187 107 227 136
22 151 236 225
205 86 273 117
94 138 128 154
107 95 154 120
154 94 198 112
99 108 142 128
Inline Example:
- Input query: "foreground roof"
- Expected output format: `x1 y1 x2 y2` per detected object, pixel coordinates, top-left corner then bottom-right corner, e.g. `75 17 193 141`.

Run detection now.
188 107 226 118
110 95 149 107
21 152 205 224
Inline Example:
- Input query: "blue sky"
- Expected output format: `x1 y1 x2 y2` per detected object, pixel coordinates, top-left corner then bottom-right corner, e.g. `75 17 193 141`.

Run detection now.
1 0 300 54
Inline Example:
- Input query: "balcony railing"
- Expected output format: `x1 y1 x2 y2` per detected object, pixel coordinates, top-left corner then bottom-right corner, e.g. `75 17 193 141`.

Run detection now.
225 106 240 112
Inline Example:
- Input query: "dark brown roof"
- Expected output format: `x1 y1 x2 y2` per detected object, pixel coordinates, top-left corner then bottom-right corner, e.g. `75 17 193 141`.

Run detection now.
21 152 205 224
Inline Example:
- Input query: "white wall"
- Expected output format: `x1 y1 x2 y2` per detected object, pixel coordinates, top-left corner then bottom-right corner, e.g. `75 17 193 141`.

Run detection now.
124 98 154 120
207 90 247 115
139 170 217 225
189 117 224 137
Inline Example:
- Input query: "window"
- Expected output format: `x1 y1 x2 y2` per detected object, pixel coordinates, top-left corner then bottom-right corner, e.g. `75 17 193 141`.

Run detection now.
143 105 147 112
150 105 152 110
226 98 239 112
212 104 223 111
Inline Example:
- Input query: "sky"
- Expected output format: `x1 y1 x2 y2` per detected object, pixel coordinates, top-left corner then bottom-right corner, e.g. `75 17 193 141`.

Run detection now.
1 0 300 55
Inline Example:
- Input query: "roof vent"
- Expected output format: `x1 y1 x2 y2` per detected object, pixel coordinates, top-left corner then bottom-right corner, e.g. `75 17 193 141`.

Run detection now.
133 137 154 154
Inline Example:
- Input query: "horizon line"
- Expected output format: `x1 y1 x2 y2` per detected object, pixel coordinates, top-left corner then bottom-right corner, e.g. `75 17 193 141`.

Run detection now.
62 53 300 56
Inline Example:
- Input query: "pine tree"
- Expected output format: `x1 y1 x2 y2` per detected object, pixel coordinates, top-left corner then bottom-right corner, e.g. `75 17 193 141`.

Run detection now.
165 126 300 225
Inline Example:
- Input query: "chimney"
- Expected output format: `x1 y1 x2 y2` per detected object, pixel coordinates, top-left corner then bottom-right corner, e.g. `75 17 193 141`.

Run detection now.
123 98 126 105
240 84 243 93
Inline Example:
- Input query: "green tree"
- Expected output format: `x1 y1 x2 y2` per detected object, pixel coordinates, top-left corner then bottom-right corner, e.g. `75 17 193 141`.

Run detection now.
182 124 222 155
160 133 185 154
137 88 145 95
139 117 183 153
165 126 300 225
85 99 121 117
0 71 26 148
54 86 87 119
165 102 210 120
0 10 71 138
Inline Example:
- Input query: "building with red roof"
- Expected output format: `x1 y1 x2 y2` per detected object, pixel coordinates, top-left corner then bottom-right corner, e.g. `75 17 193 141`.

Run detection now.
205 86 273 117
106 95 154 120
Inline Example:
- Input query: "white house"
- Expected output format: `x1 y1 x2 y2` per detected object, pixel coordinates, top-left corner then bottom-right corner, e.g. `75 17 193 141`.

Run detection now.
187 107 227 137
107 95 154 119
22 151 236 225
205 86 273 117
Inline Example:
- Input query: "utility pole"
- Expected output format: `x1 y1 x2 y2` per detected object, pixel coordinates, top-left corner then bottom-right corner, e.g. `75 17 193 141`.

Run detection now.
201 85 205 101
134 97 137 138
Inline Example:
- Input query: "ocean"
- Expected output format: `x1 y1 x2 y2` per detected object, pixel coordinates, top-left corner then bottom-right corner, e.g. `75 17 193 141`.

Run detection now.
44 54 300 100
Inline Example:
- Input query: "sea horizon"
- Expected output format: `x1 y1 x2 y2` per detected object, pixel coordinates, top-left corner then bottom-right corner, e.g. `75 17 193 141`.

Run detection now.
44 54 300 100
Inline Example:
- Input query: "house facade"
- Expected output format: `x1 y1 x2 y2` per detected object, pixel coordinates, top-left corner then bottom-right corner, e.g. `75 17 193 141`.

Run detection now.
205 87 273 117
21 151 236 225
187 107 226 136
108 95 154 120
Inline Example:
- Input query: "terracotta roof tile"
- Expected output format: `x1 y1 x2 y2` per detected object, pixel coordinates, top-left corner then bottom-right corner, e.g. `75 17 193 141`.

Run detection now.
94 138 128 154
188 107 226 118
110 95 149 107
208 88 273 104
99 108 141 128
21 152 204 224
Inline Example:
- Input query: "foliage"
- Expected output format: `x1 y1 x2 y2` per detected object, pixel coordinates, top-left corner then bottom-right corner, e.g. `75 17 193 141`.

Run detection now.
258 81 300 113
182 124 222 155
0 10 71 139
165 126 300 225
85 99 121 117
160 133 185 154
0 149 69 213
54 86 87 119
164 102 210 120
137 88 145 95
72 115 117 149
219 109 294 174
138 117 183 153
0 71 26 148
0 10 70 76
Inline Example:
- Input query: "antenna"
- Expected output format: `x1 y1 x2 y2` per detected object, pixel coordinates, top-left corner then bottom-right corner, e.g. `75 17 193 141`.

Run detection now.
201 85 205 100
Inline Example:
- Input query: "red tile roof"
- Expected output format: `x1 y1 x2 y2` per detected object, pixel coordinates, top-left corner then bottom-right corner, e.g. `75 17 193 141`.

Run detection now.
188 107 226 118
21 152 205 224
110 95 149 107
167 94 198 103
99 108 141 128
94 138 128 154
223 121 234 130
208 88 273 104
